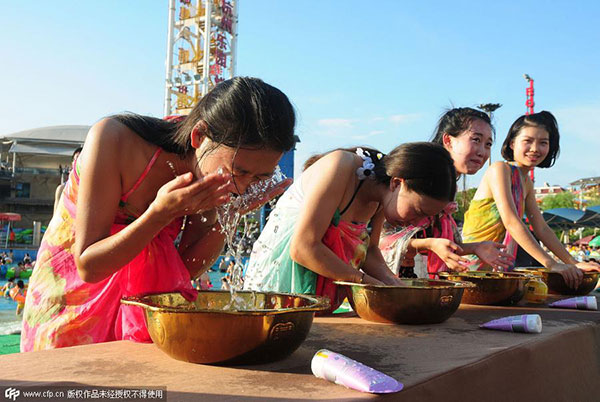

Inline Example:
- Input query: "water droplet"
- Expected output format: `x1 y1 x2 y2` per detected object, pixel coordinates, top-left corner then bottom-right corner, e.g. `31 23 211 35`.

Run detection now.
214 167 287 310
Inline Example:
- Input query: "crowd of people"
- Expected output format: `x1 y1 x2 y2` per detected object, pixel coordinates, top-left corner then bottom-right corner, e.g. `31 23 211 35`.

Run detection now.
1 251 34 315
568 244 600 263
9 76 598 352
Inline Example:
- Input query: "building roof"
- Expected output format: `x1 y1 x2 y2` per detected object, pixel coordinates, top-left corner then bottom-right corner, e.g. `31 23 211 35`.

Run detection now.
1 125 89 156
570 177 600 187
2 125 90 144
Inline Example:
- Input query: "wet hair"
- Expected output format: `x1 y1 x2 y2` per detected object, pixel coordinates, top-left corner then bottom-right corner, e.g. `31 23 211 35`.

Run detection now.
431 107 493 144
501 111 560 168
17 280 24 289
110 77 296 156
304 142 457 201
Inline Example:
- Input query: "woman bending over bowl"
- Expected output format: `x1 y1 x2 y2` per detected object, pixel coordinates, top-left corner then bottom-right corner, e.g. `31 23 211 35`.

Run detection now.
21 77 296 351
243 142 457 313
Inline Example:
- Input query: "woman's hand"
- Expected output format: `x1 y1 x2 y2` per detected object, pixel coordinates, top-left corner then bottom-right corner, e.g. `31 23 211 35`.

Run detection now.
361 273 385 286
575 261 600 272
473 242 514 271
240 178 293 215
150 172 236 226
549 262 584 289
429 239 470 271
379 274 406 286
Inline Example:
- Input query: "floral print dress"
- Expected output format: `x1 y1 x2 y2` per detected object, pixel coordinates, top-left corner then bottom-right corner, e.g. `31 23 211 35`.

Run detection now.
21 149 196 352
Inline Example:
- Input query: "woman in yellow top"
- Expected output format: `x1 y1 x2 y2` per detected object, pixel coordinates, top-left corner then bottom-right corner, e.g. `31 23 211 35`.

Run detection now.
462 111 598 288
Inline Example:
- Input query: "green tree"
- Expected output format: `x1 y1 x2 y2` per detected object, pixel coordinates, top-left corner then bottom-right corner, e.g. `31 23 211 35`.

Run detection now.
539 191 575 211
454 188 477 223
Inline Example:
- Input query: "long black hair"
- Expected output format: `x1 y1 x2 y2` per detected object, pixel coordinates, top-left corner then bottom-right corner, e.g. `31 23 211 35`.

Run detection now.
501 111 560 168
111 77 297 156
304 142 457 202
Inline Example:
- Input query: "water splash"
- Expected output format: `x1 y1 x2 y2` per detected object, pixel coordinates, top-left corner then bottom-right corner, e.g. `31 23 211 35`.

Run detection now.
217 166 286 310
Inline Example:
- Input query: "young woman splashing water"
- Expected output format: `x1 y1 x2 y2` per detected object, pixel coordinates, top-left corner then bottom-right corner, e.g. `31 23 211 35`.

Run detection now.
243 142 457 313
380 108 513 278
462 111 599 287
21 77 296 351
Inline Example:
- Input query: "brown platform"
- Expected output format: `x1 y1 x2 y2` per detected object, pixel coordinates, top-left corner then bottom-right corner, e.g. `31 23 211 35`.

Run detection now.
1 295 599 401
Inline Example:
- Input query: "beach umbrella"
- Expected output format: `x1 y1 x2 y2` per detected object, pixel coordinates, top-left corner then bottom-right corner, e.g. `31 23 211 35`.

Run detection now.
543 208 600 228
542 210 576 229
587 205 600 214
0 213 21 221
574 235 595 246
589 236 600 247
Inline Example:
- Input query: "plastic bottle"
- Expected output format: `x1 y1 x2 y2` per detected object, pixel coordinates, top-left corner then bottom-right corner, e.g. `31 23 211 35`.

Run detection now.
549 296 597 310
311 349 403 394
524 277 548 304
480 314 542 333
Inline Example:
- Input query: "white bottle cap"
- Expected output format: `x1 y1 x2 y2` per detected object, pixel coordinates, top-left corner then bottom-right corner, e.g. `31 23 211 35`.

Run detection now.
525 314 542 333
585 296 598 311
311 349 330 380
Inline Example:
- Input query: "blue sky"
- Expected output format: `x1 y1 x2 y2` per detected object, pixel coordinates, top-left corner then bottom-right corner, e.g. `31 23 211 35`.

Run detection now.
2 1 599 188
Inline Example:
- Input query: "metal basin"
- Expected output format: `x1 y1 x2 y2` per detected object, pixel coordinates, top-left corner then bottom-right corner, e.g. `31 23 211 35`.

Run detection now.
334 279 474 324
438 271 533 306
515 267 600 296
121 291 329 365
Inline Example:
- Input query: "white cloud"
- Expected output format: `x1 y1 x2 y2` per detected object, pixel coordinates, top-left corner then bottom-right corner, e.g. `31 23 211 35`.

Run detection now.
317 118 356 128
389 113 421 124
314 118 358 138
351 130 385 140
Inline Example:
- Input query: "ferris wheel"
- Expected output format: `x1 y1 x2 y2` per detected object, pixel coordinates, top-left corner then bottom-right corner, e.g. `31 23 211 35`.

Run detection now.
164 0 238 116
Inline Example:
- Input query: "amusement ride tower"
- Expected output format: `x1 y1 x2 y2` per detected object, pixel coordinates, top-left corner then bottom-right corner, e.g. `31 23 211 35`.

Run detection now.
524 74 535 116
524 74 535 181
164 0 238 116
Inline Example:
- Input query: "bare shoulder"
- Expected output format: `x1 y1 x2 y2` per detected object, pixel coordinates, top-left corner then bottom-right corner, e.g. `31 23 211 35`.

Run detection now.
301 149 360 200
82 118 156 169
486 161 511 180
85 118 142 149
312 150 359 178
488 161 510 174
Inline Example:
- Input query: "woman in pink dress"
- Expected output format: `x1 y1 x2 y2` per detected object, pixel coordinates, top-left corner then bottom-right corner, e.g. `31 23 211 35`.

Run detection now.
21 77 296 351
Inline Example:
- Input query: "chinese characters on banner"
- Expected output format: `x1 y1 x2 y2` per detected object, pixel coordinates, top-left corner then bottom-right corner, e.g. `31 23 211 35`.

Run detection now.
172 0 235 113
211 0 233 86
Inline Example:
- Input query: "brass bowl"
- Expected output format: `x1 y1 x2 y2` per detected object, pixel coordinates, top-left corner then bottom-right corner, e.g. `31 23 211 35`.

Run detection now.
121 291 329 365
438 271 533 306
334 279 475 324
515 267 600 296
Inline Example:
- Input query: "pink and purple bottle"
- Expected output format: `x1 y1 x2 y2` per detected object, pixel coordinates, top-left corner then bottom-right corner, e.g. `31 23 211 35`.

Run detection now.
480 314 542 333
311 349 403 394
549 296 597 310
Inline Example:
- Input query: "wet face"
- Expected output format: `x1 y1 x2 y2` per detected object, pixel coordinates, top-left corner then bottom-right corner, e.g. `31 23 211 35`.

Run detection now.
510 126 550 168
195 140 283 195
383 179 449 227
444 118 492 175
